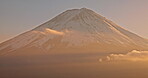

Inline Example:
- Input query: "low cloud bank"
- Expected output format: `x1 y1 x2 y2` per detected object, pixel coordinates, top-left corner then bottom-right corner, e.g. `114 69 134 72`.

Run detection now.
99 50 148 62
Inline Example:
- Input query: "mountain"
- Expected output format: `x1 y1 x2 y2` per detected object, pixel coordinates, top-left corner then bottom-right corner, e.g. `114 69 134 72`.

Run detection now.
0 8 148 56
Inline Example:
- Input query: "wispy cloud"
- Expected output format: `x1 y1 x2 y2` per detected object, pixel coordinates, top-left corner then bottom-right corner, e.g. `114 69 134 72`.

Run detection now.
32 28 65 35
45 28 64 35
99 50 148 62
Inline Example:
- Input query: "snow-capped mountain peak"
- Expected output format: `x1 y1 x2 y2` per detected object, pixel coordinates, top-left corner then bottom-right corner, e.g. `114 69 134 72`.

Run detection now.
0 8 148 56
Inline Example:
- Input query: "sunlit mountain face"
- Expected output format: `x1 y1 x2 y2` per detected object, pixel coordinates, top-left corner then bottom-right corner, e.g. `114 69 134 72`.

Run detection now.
0 8 148 78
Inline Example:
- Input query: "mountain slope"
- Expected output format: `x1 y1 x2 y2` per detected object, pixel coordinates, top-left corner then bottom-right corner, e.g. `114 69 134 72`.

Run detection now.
0 8 148 56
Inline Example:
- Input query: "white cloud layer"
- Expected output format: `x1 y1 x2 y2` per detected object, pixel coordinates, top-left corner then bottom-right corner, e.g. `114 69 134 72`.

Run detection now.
99 50 148 62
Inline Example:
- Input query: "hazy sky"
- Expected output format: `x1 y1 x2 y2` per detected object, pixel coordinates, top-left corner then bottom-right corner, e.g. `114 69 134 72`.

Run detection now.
0 0 148 43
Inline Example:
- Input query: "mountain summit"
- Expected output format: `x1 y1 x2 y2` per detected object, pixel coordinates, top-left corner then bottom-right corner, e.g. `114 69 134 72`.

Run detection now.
0 8 148 56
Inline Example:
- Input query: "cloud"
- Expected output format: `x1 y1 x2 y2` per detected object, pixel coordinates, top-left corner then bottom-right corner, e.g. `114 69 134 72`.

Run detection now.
99 50 148 62
32 28 65 35
45 28 64 35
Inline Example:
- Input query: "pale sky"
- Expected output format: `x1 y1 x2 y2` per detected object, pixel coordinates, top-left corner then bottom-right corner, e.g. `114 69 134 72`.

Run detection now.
0 0 148 43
